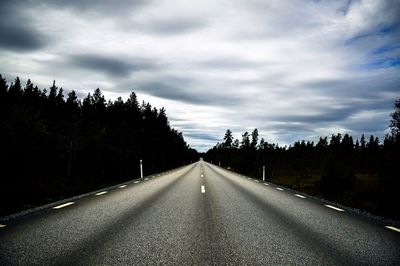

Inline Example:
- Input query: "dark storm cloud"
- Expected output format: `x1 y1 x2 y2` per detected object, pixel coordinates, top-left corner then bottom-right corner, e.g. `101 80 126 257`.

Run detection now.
0 1 49 51
183 132 220 142
301 71 400 99
68 54 157 77
134 81 243 106
40 0 149 15
134 82 209 105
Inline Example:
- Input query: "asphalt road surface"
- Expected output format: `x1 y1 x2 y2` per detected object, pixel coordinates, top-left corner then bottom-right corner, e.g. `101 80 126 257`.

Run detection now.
1 161 399 265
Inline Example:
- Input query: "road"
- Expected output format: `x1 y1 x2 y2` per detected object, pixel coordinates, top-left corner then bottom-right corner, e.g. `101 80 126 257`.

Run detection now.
0 161 399 265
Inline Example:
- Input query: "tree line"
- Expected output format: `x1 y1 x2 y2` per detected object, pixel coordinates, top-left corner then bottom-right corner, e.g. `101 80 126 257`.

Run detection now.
205 99 400 219
0 74 198 216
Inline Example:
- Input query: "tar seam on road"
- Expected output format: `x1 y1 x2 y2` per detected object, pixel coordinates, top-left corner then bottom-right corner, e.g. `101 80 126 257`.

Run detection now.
385 226 400 233
53 202 75 209
325 205 344 212
95 191 107 196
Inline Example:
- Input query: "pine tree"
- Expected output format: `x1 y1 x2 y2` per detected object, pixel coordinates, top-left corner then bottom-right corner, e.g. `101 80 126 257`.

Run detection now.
390 98 400 137
360 134 366 150
251 128 258 148
223 129 233 148
241 132 250 148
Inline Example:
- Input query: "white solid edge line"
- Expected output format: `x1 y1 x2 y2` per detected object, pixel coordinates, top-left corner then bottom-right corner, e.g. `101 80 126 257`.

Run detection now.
254 180 259 183
95 191 107 196
201 185 206 193
385 226 400 233
118 185 127 188
144 178 149 181
263 183 269 186
247 177 251 180
276 188 284 191
53 202 75 209
134 181 140 184
325 204 344 212
295 194 306 199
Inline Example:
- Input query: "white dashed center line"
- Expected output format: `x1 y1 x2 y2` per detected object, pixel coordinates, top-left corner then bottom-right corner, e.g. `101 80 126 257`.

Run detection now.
95 191 108 196
325 204 344 212
201 185 206 193
276 188 284 191
295 194 306 199
386 226 400 233
53 202 75 209
0 224 6 228
118 185 127 188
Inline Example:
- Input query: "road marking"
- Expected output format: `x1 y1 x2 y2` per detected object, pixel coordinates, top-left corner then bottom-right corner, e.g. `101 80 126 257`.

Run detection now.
134 181 140 184
263 183 269 186
53 202 75 209
201 174 204 177
201 185 206 193
295 194 306 199
95 191 108 196
276 188 284 191
386 226 400 233
325 205 344 212
118 185 127 188
254 180 259 183
247 177 251 180
144 178 149 181
0 224 6 228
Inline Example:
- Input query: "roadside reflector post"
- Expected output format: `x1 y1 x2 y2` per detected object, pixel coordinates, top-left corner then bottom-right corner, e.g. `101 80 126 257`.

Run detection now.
263 165 265 181
140 159 143 179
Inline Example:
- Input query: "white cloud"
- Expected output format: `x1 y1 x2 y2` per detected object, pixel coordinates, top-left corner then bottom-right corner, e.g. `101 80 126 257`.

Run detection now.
0 0 399 151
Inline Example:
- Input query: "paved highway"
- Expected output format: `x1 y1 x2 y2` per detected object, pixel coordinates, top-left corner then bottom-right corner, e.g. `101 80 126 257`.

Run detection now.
0 161 399 265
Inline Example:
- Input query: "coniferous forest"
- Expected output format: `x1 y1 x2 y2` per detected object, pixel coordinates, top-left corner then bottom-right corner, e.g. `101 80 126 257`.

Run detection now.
0 75 198 216
1 73 399 221
205 99 400 220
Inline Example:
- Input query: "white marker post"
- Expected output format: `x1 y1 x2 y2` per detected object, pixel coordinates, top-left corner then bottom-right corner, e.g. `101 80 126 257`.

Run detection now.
263 165 265 181
140 159 143 179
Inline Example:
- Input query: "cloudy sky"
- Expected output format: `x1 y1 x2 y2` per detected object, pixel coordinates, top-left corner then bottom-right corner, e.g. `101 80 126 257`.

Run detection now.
1 0 399 151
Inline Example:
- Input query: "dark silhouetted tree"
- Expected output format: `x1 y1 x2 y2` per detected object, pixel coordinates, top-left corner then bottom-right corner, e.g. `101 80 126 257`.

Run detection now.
241 131 250 148
390 98 400 137
223 129 233 148
251 128 258 148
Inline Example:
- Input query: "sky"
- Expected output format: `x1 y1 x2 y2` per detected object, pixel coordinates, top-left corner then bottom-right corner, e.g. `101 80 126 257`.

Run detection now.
0 0 399 152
